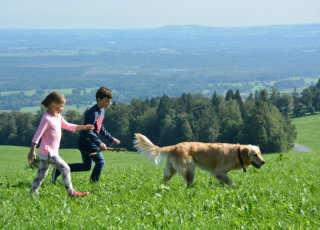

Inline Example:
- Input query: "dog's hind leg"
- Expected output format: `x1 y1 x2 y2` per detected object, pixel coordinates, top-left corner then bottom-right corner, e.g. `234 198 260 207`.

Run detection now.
163 157 177 184
185 169 195 187
176 158 195 187
185 161 195 187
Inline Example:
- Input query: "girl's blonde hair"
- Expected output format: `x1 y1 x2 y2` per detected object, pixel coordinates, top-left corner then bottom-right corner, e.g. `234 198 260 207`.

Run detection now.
41 92 66 108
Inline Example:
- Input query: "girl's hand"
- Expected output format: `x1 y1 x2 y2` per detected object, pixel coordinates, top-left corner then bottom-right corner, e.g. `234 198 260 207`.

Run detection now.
28 151 36 163
85 124 94 130
77 124 94 131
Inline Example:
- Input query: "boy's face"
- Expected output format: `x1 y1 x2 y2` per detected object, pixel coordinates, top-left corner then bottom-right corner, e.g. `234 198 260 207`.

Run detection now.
97 97 112 110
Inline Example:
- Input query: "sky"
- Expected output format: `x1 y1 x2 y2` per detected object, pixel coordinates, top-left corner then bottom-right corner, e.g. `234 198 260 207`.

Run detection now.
1 0 320 29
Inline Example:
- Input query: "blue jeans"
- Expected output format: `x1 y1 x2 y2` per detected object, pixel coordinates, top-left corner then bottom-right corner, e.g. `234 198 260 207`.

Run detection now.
55 150 105 182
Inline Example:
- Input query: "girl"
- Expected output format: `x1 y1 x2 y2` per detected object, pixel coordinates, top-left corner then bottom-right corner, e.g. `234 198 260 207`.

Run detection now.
28 92 94 197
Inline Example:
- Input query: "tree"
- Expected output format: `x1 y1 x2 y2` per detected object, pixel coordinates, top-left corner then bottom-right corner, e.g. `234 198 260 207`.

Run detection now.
159 108 178 146
216 100 243 143
0 113 17 144
103 102 133 149
301 88 315 114
211 91 224 111
277 93 293 117
131 107 158 144
243 90 296 152
176 113 193 142
256 89 269 102
189 97 219 143
270 87 293 117
270 87 280 106
225 89 235 101
292 88 304 117
13 112 37 146
234 89 245 118
316 79 320 89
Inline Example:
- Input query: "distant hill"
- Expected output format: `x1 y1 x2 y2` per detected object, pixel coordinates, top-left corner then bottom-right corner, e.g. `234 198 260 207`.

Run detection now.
0 24 319 104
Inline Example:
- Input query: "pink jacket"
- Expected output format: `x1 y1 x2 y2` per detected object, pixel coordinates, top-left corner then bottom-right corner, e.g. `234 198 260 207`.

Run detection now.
32 112 78 156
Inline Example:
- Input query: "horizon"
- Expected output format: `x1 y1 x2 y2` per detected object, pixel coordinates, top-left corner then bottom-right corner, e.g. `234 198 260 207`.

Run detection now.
0 22 319 31
1 0 320 29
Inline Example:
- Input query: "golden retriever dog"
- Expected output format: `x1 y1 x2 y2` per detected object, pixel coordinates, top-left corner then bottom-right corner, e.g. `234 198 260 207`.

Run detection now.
134 133 265 186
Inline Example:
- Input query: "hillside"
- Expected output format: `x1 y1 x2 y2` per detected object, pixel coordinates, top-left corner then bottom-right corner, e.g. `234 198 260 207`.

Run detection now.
293 114 320 151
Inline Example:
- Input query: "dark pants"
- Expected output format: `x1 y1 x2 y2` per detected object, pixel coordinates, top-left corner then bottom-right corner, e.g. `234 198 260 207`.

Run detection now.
55 150 105 182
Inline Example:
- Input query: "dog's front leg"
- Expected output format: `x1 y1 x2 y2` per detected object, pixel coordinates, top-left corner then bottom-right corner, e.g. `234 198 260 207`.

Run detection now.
214 172 235 186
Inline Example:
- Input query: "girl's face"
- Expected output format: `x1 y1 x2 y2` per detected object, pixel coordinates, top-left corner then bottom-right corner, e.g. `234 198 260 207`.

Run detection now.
48 102 65 115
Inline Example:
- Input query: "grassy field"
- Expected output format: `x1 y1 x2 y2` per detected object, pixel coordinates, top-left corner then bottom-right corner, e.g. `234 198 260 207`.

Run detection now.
293 114 320 151
0 115 319 229
0 143 319 229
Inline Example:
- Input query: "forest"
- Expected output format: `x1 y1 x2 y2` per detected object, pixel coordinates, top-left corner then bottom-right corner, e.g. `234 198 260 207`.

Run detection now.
6 80 320 153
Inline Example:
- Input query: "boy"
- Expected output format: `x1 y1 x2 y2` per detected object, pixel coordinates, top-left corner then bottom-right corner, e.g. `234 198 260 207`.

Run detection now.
52 87 120 182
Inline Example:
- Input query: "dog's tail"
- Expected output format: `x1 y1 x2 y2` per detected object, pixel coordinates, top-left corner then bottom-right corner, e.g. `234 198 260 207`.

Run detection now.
133 133 169 166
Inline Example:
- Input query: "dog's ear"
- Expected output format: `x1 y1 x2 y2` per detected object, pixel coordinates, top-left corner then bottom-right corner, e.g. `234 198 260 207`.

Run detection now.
241 147 250 161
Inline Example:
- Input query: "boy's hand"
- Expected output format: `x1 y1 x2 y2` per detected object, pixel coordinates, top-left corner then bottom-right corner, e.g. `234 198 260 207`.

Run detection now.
28 151 36 163
112 138 120 145
100 143 107 151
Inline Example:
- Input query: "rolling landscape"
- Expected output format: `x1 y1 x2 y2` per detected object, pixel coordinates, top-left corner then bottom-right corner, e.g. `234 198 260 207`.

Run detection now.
1 23 320 229
0 24 320 111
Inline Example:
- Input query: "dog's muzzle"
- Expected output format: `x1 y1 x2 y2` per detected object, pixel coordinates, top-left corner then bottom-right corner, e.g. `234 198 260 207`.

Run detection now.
251 160 265 169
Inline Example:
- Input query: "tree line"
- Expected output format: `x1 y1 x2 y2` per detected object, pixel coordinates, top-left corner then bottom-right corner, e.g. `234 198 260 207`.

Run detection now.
2 83 311 153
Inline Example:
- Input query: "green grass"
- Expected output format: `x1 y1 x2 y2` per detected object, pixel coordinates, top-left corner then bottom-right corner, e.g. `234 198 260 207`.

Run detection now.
0 145 319 229
293 114 320 151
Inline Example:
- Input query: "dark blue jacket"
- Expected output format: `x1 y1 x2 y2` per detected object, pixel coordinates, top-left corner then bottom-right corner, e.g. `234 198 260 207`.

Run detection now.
78 104 114 152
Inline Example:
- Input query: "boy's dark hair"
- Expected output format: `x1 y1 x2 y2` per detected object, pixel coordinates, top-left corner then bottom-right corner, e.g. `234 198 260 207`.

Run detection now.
41 91 66 108
96 87 113 100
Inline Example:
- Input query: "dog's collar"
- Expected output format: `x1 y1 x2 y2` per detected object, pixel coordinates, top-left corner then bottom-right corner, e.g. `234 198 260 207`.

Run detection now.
238 147 247 173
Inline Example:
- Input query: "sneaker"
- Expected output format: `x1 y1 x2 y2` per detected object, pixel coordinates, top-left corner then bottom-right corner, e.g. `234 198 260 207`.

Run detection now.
72 190 89 197
52 167 57 183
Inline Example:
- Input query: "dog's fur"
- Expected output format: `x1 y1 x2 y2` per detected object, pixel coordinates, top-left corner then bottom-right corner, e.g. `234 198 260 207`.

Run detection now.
134 133 265 186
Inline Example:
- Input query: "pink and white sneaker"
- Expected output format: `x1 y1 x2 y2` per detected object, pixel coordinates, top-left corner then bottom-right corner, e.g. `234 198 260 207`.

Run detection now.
72 190 89 197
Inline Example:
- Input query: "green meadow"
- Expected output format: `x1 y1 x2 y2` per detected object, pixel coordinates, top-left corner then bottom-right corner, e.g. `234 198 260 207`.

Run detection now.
0 115 319 229
293 114 320 151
